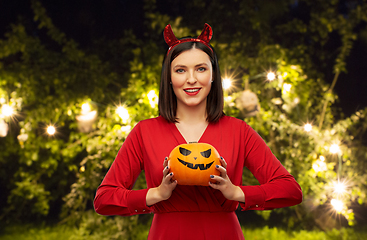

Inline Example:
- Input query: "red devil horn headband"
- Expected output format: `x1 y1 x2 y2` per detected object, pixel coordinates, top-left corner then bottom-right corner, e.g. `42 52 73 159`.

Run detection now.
164 23 213 55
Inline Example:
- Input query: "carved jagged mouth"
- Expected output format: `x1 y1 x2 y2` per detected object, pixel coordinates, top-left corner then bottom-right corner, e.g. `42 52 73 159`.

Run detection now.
178 158 214 170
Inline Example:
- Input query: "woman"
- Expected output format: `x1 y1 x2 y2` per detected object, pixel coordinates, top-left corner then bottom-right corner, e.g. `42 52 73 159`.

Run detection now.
94 23 303 239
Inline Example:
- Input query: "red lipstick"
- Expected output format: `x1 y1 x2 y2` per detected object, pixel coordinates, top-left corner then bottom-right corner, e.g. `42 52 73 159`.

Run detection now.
184 88 201 96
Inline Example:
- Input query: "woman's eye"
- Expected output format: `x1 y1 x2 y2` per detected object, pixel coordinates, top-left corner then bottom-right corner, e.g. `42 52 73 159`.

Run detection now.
176 69 185 73
198 67 206 72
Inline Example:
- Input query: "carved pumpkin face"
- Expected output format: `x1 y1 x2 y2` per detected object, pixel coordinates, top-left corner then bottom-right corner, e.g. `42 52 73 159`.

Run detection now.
168 143 221 186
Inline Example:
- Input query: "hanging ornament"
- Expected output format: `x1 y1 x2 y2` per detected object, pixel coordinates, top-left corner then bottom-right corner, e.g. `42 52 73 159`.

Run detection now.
76 103 97 133
0 119 8 137
235 90 260 117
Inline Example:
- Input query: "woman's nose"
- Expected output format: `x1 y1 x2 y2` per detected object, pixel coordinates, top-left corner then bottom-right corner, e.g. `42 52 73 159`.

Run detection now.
186 71 197 84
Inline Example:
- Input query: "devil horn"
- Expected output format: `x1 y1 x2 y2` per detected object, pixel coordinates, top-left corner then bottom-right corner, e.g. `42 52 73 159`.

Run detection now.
164 24 179 47
197 23 213 44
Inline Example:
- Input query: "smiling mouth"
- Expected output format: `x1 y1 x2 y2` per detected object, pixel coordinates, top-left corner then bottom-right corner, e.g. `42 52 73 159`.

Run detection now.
184 88 200 93
178 158 214 170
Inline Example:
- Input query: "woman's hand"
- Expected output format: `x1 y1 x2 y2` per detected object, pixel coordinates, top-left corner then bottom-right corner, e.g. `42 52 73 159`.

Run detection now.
208 157 245 203
146 157 177 206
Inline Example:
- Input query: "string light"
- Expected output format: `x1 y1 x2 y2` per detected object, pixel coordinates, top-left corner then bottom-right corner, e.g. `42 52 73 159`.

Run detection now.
332 180 347 195
267 72 276 81
47 125 56 135
330 198 344 212
329 144 341 154
0 119 8 137
283 83 292 93
304 123 312 132
81 103 91 114
293 97 300 104
222 78 232 90
147 90 158 108
120 125 132 133
312 157 327 172
1 104 14 117
116 106 129 123
224 96 235 107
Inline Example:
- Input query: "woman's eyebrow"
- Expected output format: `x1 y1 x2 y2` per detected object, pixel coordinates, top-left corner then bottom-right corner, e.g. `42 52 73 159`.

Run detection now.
195 63 209 67
172 64 187 69
172 63 209 69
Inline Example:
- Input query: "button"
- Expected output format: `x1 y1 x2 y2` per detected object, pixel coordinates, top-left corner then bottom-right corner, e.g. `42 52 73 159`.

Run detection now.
143 210 145 212
135 210 138 212
255 205 258 207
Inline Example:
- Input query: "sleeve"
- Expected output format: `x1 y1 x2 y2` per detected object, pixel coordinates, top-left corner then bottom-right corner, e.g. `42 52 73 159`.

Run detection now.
93 123 153 216
239 123 303 211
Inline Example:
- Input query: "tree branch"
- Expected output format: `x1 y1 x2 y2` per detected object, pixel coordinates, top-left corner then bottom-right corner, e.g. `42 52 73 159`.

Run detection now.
318 70 340 130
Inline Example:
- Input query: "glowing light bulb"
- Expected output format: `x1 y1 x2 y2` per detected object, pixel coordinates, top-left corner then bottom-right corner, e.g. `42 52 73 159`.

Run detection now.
147 90 158 108
116 106 129 122
76 111 97 122
283 83 292 93
331 198 344 212
329 144 340 154
2 104 14 117
304 123 312 132
120 125 132 133
267 72 276 81
333 180 347 195
222 78 232 90
312 160 327 172
0 119 8 137
47 125 56 135
81 103 91 114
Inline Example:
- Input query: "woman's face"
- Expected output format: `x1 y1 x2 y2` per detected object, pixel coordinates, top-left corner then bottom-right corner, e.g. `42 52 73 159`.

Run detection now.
170 48 213 110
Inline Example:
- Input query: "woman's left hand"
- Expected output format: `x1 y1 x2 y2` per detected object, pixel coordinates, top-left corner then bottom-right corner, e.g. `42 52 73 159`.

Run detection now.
208 157 245 202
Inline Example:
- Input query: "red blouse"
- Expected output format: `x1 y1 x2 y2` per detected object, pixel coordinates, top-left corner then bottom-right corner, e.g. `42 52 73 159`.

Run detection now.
94 116 302 239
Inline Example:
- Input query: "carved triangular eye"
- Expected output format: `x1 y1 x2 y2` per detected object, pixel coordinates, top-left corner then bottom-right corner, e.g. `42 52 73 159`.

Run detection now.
200 149 211 158
179 147 192 156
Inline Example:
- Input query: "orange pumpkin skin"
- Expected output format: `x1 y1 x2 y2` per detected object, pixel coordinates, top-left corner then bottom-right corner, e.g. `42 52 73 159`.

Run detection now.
168 143 221 186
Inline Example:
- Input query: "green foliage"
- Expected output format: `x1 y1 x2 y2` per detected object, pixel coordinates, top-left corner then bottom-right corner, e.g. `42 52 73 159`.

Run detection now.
242 226 366 240
68 210 150 240
0 224 75 240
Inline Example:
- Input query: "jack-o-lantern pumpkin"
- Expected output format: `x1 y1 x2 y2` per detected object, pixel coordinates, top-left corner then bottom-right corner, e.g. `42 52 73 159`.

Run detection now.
168 142 221 186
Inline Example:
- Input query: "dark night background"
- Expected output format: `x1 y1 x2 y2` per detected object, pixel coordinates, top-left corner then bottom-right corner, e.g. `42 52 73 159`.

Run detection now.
1 0 367 118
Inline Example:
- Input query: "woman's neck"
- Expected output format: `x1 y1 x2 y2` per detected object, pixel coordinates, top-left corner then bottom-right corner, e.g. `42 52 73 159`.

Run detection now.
175 102 209 143
176 101 207 124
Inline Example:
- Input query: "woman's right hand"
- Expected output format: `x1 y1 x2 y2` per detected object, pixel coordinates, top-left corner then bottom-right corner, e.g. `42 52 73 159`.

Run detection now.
146 157 178 206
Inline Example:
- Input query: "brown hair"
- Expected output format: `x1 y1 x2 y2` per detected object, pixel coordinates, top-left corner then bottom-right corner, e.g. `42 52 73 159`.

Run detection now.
158 41 224 123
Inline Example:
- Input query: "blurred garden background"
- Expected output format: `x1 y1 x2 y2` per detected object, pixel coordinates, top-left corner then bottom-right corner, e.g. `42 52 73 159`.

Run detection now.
1 0 367 239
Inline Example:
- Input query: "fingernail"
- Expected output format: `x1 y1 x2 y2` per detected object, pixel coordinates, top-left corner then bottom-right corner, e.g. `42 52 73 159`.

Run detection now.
170 172 173 176
165 157 168 160
216 165 219 168
220 156 224 160
210 175 214 178
166 166 169 169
